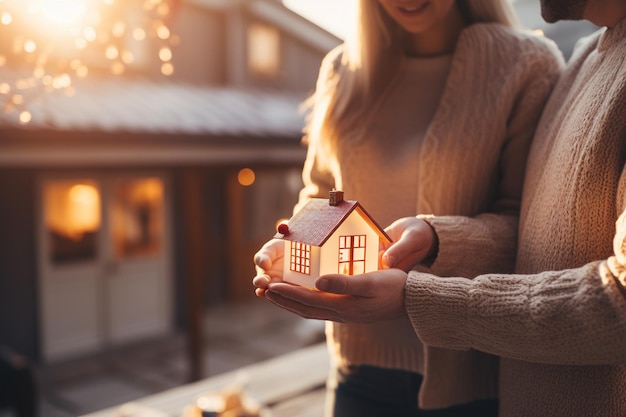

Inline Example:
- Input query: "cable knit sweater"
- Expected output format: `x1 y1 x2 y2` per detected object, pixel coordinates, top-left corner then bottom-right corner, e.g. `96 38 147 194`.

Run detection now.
407 19 626 416
296 23 563 408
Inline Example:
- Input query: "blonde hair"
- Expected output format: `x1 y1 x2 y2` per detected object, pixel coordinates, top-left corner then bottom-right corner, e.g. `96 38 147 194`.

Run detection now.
303 0 521 155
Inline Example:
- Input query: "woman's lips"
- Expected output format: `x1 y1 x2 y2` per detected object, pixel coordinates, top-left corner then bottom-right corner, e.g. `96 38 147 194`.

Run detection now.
398 2 430 14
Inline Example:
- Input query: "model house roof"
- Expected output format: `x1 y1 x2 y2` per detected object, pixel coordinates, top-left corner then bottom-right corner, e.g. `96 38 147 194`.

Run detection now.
276 196 391 247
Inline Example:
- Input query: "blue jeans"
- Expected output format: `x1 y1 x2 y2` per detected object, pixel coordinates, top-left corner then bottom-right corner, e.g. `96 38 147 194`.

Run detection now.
326 365 498 417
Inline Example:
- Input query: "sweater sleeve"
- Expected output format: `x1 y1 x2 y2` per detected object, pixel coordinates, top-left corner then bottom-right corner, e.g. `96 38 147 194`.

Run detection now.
405 164 626 365
422 36 565 278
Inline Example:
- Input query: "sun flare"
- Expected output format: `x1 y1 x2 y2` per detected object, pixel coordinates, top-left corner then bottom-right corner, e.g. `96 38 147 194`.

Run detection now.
0 0 178 124
36 0 88 26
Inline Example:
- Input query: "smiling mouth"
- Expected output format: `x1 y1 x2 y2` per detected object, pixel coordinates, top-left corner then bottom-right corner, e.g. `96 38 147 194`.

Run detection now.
398 2 430 13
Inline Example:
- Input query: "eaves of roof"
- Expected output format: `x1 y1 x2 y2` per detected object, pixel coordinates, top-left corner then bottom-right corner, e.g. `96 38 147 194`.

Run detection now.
187 0 340 53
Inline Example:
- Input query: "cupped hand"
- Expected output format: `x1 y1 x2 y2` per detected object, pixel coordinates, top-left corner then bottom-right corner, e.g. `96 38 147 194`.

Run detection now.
252 239 285 296
380 217 437 271
264 268 408 323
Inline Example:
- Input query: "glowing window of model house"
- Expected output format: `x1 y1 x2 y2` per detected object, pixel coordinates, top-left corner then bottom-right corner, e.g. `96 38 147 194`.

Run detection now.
290 242 310 275
338 235 366 275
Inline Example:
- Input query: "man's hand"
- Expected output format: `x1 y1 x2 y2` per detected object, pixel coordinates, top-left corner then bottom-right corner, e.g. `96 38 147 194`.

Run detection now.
381 217 438 271
264 268 408 323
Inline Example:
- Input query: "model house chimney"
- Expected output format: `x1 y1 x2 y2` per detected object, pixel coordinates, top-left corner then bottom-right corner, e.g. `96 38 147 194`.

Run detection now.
329 190 344 206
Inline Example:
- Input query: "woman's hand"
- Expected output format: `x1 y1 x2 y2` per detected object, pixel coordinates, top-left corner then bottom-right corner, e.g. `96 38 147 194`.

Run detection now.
380 217 438 271
252 239 285 297
263 268 408 323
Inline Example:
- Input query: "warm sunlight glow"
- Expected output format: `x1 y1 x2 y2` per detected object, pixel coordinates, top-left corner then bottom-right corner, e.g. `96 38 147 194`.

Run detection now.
282 0 354 39
37 0 87 26
0 0 179 123
1 11 12 25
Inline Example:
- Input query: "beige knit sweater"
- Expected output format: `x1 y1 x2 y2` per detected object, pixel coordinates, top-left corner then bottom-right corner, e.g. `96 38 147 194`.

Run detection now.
297 23 563 408
408 19 626 416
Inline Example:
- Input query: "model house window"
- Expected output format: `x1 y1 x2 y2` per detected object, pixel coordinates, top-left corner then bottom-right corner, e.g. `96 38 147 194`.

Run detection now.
290 242 310 275
338 235 366 275
247 22 280 77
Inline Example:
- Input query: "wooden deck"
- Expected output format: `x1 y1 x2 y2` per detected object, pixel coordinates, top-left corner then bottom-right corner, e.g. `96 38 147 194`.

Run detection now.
80 343 329 417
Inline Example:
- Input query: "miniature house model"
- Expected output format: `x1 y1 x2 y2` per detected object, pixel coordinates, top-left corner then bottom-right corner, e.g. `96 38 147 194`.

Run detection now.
275 191 392 288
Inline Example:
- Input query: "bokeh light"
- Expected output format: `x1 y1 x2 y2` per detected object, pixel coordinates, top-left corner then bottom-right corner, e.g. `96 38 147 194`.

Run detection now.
237 168 256 187
0 0 179 123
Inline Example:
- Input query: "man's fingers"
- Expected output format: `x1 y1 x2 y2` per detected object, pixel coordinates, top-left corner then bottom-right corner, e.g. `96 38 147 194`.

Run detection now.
384 249 424 270
265 283 347 320
316 274 376 297
383 237 429 269
265 290 341 321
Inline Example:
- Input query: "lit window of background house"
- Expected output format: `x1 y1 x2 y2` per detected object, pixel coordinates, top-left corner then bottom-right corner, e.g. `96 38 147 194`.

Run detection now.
44 180 101 264
247 22 281 78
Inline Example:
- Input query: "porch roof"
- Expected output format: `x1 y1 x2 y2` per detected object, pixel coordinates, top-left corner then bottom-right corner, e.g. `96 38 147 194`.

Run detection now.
1 76 306 138
0 74 309 167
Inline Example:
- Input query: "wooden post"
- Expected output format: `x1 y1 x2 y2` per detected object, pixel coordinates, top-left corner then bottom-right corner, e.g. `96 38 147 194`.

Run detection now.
181 168 206 382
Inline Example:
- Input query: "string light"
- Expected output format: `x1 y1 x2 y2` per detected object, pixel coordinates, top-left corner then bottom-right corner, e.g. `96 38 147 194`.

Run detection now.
0 0 179 124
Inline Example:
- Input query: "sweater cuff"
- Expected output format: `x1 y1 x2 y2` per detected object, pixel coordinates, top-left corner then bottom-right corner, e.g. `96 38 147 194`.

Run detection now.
416 215 439 267
405 272 472 350
418 214 492 277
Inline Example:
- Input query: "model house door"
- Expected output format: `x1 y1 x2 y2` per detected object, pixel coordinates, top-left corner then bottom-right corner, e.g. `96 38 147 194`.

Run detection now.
38 174 173 362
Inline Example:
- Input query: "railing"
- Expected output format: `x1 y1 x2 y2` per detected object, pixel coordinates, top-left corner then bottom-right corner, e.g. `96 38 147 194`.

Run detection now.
80 343 329 417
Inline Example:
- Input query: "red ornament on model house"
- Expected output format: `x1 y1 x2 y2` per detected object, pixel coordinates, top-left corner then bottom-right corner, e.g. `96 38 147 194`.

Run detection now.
274 190 392 288
277 222 290 235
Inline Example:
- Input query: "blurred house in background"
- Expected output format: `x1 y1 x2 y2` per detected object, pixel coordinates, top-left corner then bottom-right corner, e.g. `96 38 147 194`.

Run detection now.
0 0 600 369
0 0 339 365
